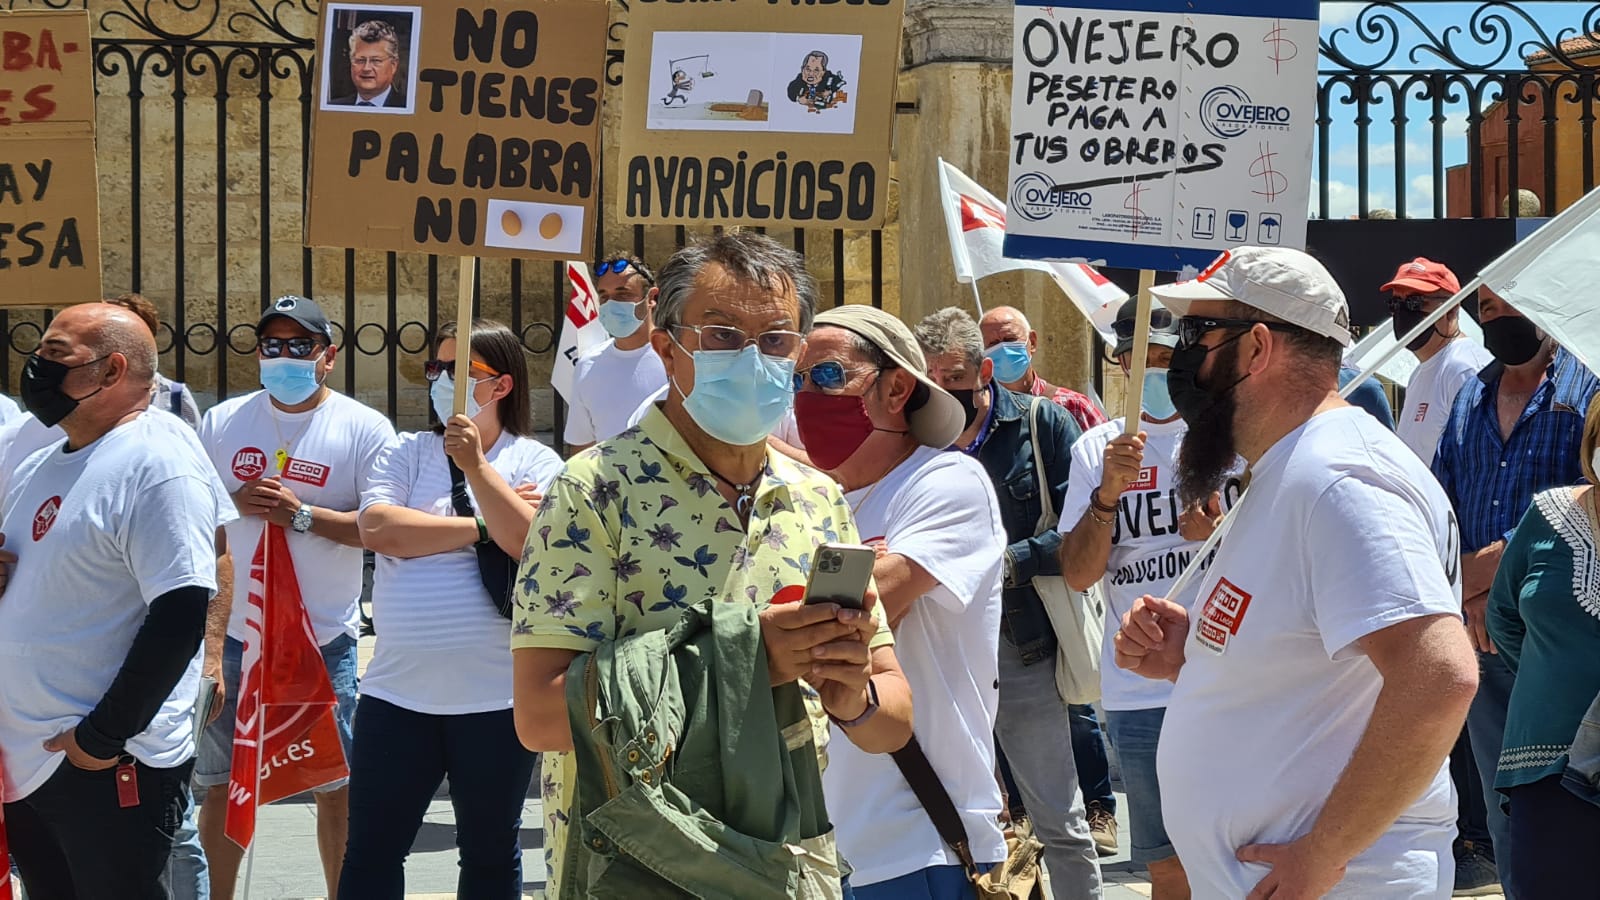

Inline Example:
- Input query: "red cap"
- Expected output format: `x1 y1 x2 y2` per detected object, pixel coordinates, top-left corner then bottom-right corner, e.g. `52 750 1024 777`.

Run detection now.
1381 257 1460 295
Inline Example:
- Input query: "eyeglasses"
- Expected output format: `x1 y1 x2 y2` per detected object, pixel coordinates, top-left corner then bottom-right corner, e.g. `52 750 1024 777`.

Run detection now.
670 324 803 359
423 358 502 382
792 361 881 392
1112 308 1177 341
595 257 655 285
1175 316 1297 349
257 337 325 359
351 56 394 67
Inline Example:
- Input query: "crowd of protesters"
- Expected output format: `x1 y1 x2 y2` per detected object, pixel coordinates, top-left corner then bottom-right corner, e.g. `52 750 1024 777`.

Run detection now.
1 231 1597 900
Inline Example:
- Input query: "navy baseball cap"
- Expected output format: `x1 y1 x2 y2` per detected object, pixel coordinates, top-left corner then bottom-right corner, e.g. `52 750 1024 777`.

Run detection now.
258 295 334 342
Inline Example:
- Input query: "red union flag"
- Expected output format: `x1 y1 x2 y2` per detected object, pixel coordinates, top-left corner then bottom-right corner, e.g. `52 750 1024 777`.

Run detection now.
224 524 348 849
551 260 608 403
937 158 1124 345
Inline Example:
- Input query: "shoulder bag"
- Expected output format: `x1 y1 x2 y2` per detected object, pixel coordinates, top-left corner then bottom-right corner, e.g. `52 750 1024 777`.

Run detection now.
446 452 517 619
1026 398 1105 706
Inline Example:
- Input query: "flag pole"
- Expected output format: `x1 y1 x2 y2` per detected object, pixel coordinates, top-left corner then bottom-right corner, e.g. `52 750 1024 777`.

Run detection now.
453 257 479 415
969 279 984 316
1122 270 1156 434
241 526 270 900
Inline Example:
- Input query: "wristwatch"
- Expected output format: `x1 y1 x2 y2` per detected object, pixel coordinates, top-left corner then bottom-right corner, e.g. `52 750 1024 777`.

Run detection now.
291 504 314 533
829 677 880 729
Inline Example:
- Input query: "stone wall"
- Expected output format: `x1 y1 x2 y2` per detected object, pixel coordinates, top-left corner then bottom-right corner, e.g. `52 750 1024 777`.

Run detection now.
16 0 1092 432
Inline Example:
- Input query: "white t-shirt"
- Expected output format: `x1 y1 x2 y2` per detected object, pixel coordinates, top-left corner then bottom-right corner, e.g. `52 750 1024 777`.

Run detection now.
826 446 1007 886
0 412 232 799
358 430 564 714
1060 417 1244 711
1158 407 1462 898
1398 339 1493 465
199 390 395 646
564 340 668 445
0 395 20 426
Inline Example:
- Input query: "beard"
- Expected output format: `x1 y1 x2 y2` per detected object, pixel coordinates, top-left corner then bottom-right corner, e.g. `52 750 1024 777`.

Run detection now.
1174 339 1243 509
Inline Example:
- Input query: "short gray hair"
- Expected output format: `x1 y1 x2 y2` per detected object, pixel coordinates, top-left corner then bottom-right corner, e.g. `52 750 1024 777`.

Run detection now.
655 232 818 333
349 20 400 59
914 307 983 370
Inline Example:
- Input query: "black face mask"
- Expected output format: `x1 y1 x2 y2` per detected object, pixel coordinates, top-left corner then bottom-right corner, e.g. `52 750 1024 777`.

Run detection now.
1481 316 1545 367
1391 308 1438 353
949 387 982 430
21 354 108 428
1166 330 1250 427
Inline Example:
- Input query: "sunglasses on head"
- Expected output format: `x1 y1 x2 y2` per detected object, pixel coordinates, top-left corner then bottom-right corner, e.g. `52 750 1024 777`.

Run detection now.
423 358 502 382
792 360 882 392
1112 308 1177 341
257 337 325 360
595 257 655 284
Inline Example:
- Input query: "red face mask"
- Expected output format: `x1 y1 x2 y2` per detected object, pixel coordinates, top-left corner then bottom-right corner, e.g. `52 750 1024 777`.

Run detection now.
794 391 875 470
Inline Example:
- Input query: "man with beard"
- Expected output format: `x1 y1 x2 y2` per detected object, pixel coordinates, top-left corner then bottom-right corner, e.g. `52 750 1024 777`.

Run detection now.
1382 259 1492 466
1430 287 1600 899
1114 247 1479 898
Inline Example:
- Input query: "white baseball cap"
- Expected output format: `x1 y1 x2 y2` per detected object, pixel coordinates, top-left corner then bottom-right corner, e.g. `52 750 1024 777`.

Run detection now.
1151 247 1353 347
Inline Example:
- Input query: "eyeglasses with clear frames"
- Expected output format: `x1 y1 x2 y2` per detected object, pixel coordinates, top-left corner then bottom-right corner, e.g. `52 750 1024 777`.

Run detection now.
670 324 803 358
351 55 394 67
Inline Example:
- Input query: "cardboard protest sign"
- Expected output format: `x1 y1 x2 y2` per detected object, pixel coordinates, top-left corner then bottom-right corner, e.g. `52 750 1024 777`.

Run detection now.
618 0 905 228
305 0 608 259
1003 0 1317 272
0 10 101 306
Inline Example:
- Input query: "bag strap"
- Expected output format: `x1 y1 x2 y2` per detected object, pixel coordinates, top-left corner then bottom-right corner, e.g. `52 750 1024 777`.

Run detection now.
168 381 186 416
444 450 475 519
1027 398 1057 533
890 736 980 875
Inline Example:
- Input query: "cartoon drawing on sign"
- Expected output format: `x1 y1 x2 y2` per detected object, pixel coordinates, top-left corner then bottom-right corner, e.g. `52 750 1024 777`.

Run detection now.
660 64 699 107
1226 210 1249 242
786 50 848 113
320 5 421 114
647 33 771 130
484 199 586 256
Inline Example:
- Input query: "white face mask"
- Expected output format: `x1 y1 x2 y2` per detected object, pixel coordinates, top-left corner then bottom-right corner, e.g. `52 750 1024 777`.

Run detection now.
429 372 491 424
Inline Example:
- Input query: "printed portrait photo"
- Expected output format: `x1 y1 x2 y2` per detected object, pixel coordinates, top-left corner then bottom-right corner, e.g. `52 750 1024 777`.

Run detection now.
321 5 422 114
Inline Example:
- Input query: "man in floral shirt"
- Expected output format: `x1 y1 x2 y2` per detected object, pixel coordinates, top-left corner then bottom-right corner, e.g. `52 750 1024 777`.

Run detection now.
510 233 913 896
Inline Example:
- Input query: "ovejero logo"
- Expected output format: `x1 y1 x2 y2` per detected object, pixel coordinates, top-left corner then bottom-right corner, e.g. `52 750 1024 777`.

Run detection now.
1011 172 1092 222
1199 85 1292 140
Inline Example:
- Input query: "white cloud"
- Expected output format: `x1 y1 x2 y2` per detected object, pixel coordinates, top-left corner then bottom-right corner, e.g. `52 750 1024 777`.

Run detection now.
1310 179 1394 218
1320 2 1362 27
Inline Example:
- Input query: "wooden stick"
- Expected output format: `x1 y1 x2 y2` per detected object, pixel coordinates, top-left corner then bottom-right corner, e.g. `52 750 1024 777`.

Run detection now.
453 256 477 415
1121 269 1156 434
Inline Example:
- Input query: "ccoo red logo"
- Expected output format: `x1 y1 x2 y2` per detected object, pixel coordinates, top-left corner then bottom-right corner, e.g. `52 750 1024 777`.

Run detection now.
32 495 61 541
233 447 268 481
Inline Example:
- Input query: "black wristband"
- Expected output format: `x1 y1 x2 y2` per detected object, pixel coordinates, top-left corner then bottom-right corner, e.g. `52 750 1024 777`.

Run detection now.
1091 488 1118 513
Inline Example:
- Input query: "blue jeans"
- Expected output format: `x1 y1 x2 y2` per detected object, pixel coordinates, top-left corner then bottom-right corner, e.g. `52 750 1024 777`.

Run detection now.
994 639 1103 898
1070 703 1115 813
842 863 994 899
164 784 209 900
336 696 538 899
1466 649 1514 897
194 633 359 791
1105 707 1175 865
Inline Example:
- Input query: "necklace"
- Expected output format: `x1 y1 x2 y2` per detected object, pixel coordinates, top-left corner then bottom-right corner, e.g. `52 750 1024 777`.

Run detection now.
268 398 319 475
704 461 764 518
847 445 919 516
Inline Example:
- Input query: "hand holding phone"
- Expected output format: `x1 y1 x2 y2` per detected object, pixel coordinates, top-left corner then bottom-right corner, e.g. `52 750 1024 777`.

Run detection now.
804 543 875 610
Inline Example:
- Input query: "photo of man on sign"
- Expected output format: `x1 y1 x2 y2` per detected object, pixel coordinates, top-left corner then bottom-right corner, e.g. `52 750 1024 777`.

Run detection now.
321 5 420 113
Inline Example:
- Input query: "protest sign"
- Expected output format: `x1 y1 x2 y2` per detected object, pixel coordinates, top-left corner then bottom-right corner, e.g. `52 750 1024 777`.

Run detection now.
0 10 101 306
618 0 905 228
304 0 608 260
1003 0 1317 272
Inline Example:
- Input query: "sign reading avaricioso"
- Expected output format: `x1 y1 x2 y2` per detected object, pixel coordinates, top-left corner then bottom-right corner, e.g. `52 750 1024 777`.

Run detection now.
619 0 906 228
1003 0 1317 272
305 0 608 259
0 9 101 306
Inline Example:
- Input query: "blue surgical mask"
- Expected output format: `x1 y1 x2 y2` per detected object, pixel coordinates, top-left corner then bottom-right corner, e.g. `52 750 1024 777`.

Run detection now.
259 357 321 405
598 299 645 339
430 372 486 424
986 341 1031 384
672 343 796 446
1142 368 1177 420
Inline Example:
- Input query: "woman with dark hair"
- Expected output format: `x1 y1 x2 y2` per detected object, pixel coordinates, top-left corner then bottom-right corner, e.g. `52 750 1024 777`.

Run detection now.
340 318 561 897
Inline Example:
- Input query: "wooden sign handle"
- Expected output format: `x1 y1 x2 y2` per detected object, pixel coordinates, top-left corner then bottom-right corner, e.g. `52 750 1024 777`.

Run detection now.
453 256 478 416
1122 269 1156 434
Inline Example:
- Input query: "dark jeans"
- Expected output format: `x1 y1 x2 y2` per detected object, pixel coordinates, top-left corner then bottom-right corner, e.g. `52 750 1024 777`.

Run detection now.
1070 703 1115 813
1450 725 1492 849
1505 774 1600 899
337 696 538 900
1466 649 1515 895
5 758 193 900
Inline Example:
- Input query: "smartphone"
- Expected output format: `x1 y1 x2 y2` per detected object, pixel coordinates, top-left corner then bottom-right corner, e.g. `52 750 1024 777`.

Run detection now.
804 543 876 610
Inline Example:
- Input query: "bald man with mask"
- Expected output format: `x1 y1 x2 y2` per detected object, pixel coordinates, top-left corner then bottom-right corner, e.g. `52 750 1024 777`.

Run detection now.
0 304 232 899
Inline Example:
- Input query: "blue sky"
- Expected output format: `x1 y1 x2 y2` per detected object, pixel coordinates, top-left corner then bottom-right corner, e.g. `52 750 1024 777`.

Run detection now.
1315 1 1595 217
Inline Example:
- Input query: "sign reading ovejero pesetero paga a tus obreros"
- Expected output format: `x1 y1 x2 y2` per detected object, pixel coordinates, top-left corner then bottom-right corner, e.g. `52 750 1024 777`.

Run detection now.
0 9 101 306
618 0 905 228
305 0 608 259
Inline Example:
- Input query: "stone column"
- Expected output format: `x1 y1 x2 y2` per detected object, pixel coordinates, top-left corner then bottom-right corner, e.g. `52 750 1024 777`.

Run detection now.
893 0 1092 395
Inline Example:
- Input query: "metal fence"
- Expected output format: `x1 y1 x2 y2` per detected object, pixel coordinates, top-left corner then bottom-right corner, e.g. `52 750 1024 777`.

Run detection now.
3 0 1598 421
